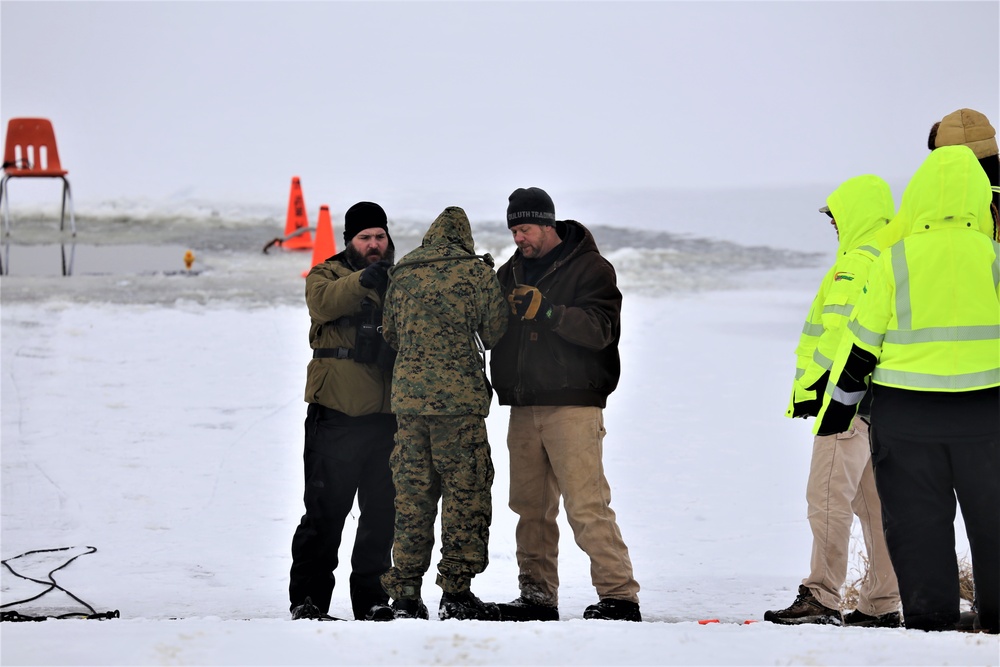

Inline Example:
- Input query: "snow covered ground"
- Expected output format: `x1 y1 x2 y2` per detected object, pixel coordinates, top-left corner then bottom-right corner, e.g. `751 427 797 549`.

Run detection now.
2 194 996 665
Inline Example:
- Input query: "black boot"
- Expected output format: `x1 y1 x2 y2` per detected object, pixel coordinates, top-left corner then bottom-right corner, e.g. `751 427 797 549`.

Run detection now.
364 602 394 621
497 596 559 621
843 609 901 628
583 598 641 622
390 597 429 620
439 590 501 621
290 596 340 621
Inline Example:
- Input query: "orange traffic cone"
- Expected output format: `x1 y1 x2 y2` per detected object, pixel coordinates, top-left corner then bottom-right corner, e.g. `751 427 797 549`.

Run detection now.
302 205 337 277
282 176 313 250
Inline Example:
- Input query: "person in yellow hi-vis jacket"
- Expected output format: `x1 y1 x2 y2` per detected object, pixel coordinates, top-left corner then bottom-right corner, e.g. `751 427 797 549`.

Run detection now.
765 175 901 628
815 145 999 634
875 108 998 260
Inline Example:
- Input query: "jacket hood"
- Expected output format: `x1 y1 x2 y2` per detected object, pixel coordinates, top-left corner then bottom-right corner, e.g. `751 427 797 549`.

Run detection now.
825 175 895 254
892 144 994 240
421 206 475 255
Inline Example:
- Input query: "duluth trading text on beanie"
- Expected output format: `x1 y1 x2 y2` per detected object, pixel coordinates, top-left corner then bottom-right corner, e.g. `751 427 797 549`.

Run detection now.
507 187 556 228
343 201 389 245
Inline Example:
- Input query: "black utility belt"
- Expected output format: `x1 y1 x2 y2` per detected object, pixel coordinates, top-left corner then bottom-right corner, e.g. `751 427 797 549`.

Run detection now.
313 348 353 359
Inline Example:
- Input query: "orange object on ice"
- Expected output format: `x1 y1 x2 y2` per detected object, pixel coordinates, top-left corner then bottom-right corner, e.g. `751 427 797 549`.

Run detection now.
282 176 313 250
183 249 195 270
1 117 76 237
302 205 337 277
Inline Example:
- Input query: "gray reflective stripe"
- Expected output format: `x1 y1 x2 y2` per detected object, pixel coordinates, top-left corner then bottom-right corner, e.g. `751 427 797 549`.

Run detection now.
993 240 999 290
812 348 833 370
892 242 911 329
823 303 854 317
873 367 1000 390
849 318 885 347
832 387 866 405
795 368 805 379
801 321 825 336
884 325 1000 344
858 245 881 257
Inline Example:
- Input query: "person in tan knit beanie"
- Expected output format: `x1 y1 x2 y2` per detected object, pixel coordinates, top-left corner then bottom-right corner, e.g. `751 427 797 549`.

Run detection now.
928 108 999 222
923 108 999 634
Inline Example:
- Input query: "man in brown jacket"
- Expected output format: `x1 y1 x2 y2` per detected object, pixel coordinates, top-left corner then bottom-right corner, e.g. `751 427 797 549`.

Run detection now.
289 201 397 622
490 187 641 622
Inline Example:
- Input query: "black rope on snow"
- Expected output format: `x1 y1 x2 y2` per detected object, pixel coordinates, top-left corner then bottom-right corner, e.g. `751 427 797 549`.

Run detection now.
0 546 120 622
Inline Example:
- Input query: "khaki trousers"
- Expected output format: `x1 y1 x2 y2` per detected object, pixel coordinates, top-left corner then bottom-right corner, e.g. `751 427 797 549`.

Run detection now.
507 405 639 606
804 416 900 615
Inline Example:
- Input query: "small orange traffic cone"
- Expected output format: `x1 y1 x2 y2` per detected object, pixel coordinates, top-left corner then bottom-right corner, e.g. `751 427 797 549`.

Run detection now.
302 205 337 277
282 176 313 251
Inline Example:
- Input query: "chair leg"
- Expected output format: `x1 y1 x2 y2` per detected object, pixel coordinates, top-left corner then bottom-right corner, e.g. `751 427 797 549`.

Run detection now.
61 242 76 277
0 175 10 238
0 177 6 274
61 177 76 237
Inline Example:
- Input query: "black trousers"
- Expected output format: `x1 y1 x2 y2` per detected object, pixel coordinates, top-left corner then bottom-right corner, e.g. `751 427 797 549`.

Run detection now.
289 404 397 619
871 427 999 632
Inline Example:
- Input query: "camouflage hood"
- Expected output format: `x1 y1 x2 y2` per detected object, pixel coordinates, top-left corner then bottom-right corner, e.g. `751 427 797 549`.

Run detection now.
419 206 476 256
381 206 508 416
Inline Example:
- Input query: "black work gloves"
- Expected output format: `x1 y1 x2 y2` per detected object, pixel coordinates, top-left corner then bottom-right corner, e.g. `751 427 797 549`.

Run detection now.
815 400 859 437
815 345 876 436
790 371 829 419
359 260 391 291
508 285 555 323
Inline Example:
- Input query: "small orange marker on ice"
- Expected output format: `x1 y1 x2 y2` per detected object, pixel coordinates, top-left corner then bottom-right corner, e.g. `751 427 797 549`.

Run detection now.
184 250 195 270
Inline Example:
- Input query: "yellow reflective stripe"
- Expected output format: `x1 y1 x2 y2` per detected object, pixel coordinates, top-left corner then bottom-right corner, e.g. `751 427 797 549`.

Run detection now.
892 242 911 330
801 321 824 336
849 318 885 347
884 325 1000 344
822 304 853 316
812 348 833 370
873 367 1000 390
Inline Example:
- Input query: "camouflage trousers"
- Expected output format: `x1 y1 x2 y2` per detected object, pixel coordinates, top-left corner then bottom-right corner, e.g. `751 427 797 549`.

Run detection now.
380 414 494 599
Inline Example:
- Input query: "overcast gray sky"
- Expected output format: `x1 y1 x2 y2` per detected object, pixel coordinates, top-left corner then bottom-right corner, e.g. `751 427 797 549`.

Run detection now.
2 1 998 209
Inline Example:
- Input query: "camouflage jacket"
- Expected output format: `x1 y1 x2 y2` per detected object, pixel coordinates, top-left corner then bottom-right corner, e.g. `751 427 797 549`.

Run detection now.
383 207 508 416
303 251 392 416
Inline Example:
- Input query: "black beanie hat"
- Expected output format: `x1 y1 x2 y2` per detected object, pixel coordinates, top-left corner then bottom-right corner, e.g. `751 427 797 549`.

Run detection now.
507 187 556 228
343 201 389 246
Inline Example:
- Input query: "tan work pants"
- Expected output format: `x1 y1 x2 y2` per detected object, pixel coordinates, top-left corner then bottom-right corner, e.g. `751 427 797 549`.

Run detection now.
507 405 640 606
804 417 900 615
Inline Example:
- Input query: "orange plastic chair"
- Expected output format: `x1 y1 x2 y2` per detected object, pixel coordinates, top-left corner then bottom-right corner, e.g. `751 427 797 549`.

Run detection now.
1 117 76 237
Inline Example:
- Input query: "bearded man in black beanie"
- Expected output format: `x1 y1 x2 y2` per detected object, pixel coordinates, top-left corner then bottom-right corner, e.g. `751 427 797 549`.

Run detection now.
289 201 398 621
489 187 643 622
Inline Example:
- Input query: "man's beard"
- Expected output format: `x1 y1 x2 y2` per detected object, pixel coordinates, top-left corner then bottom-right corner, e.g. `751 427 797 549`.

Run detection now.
345 242 394 270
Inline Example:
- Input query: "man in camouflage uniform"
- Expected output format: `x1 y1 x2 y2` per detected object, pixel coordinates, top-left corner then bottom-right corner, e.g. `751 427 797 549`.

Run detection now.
379 206 508 621
289 201 397 622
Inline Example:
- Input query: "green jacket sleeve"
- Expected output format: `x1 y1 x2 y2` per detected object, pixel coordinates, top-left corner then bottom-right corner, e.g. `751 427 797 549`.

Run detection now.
478 270 509 350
